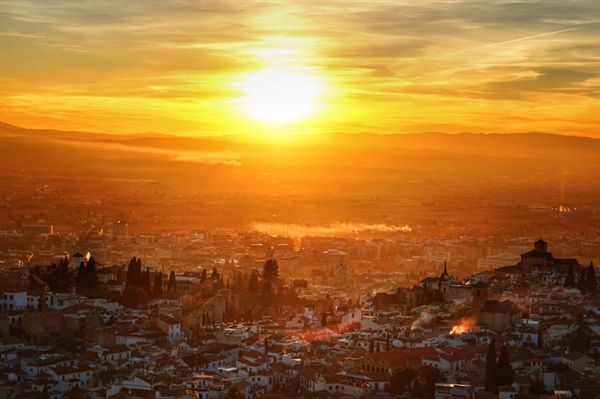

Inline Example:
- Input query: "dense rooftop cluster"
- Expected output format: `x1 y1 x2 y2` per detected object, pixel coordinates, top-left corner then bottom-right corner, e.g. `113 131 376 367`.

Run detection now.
0 235 599 399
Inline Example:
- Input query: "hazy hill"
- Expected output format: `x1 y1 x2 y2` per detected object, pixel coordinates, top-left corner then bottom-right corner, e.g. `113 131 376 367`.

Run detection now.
1 122 599 233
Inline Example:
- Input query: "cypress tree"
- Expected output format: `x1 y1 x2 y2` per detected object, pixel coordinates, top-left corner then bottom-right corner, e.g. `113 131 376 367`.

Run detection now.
262 259 279 296
496 345 514 387
125 257 136 288
134 258 142 287
168 271 177 291
485 337 498 393
76 261 86 293
529 378 545 395
86 256 99 293
586 262 597 294
248 269 259 293
564 265 576 287
211 267 219 281
200 269 207 284
577 268 587 292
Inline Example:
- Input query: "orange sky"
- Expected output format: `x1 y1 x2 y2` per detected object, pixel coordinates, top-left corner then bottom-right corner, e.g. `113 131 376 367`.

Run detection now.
1 0 599 137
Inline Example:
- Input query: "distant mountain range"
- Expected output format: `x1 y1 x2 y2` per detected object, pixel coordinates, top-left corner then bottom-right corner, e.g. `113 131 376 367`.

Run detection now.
1 121 598 233
2 121 599 162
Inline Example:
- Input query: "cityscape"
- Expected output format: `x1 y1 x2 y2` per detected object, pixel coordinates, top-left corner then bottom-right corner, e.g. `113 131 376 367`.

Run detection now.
1 1 599 399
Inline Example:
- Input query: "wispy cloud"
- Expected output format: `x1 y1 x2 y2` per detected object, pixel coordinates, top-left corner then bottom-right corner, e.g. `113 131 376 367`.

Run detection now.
1 0 598 136
50 138 241 166
449 27 581 55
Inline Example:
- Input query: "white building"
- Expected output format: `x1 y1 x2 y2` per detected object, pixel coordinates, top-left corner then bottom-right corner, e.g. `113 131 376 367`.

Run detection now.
156 314 183 345
0 290 28 311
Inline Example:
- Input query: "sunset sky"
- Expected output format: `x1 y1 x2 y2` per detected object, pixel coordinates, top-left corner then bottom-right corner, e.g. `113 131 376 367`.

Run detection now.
1 0 598 137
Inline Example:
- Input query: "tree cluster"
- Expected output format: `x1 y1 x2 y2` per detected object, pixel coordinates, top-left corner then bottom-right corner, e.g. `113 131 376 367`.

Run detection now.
387 365 443 399
484 337 514 393
125 257 143 289
577 263 597 294
262 259 279 296
122 257 148 308
45 257 74 292
75 257 99 296
29 257 75 293
244 260 279 296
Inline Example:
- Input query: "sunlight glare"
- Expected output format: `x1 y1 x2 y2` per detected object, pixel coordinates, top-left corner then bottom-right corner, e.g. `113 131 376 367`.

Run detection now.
239 69 323 124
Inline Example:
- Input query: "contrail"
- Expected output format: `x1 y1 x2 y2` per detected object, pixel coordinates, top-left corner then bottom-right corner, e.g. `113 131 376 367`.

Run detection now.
450 27 580 55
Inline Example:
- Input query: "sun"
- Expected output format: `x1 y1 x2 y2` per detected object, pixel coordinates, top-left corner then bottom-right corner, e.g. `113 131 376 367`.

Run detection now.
239 68 323 124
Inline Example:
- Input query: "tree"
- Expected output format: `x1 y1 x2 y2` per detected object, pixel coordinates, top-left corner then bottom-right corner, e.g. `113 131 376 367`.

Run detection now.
570 320 591 353
75 261 86 293
578 267 587 292
167 271 177 291
387 367 419 396
564 265 576 287
125 256 142 289
262 258 279 296
86 256 99 294
75 257 99 296
585 262 597 294
248 269 259 293
125 257 135 286
153 272 163 297
484 337 498 393
46 258 74 292
496 345 514 387
200 268 208 284
141 269 151 296
529 378 545 395
121 286 148 309
416 365 444 399
369 339 374 353
211 267 220 282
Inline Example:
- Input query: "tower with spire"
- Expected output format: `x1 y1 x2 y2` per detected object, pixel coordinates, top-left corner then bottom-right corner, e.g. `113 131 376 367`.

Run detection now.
440 260 449 281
